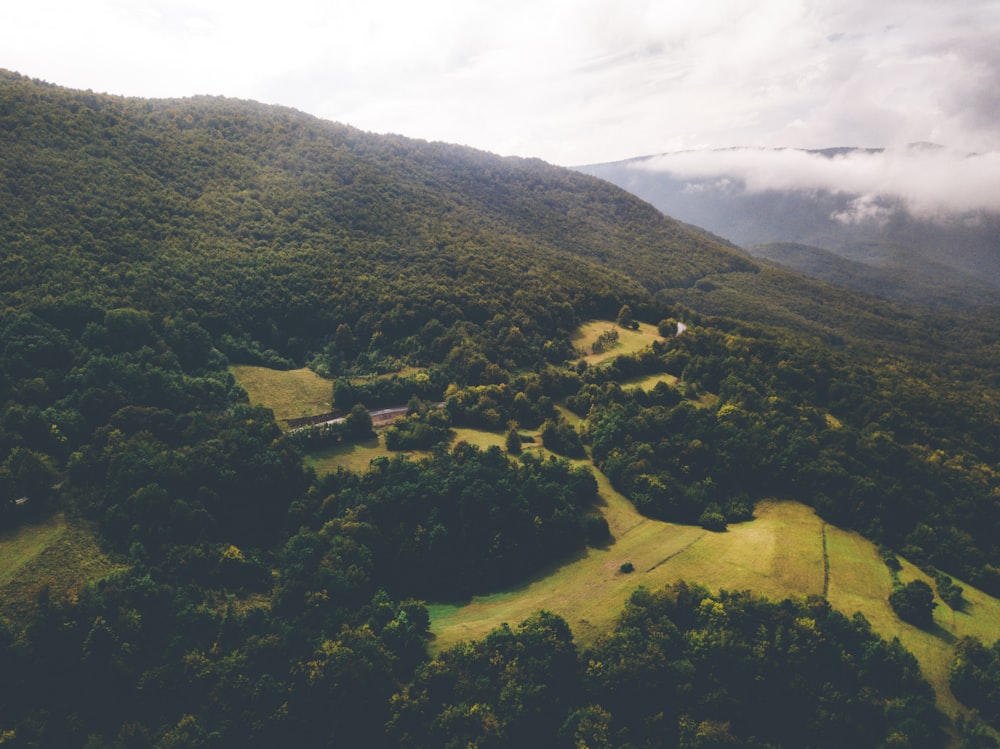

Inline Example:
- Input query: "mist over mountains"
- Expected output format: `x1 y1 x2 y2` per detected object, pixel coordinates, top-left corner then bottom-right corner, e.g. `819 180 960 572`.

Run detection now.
576 146 1000 308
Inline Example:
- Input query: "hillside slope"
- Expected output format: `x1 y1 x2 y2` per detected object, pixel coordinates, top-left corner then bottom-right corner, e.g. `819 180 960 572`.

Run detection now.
1 70 1000 748
576 149 1000 308
0 70 752 362
5 69 997 371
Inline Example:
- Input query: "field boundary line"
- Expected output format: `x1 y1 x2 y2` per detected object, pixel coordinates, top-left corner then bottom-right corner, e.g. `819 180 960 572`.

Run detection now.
645 532 706 573
821 522 830 599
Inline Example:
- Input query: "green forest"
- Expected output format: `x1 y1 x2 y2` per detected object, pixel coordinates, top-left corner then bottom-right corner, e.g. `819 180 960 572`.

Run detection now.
1 69 1000 747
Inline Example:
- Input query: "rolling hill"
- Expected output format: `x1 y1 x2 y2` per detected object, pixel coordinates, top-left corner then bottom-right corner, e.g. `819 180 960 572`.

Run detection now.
1 69 999 747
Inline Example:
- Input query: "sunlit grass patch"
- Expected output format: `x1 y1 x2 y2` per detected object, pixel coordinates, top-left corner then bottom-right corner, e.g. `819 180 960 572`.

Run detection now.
570 319 663 365
428 494 1000 723
304 435 390 475
622 372 681 390
230 365 333 425
0 513 125 628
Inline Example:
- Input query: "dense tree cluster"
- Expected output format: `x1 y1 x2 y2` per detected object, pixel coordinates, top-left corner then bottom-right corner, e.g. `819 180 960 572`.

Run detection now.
303 444 599 599
951 637 1000 731
389 583 943 749
583 326 1000 593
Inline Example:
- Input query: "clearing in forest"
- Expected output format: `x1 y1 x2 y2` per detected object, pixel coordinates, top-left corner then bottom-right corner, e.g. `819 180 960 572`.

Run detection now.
230 365 334 425
429 488 1000 722
571 319 664 365
0 513 125 628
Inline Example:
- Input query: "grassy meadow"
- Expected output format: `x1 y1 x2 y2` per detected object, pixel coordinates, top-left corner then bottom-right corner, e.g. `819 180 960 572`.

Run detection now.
230 365 334 425
570 319 664 365
0 513 124 628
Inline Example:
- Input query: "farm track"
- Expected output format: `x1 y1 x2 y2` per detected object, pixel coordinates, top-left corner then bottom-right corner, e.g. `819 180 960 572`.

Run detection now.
645 533 706 573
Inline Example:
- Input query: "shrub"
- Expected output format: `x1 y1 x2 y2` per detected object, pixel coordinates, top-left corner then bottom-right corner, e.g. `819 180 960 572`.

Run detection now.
619 561 634 574
934 571 964 609
582 513 611 545
889 579 937 627
698 509 728 532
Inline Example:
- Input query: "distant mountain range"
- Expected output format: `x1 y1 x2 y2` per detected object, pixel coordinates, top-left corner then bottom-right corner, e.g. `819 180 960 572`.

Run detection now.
576 147 1000 308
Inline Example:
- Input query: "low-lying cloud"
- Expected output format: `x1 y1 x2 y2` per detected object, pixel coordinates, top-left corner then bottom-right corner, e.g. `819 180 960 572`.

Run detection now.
635 146 1000 221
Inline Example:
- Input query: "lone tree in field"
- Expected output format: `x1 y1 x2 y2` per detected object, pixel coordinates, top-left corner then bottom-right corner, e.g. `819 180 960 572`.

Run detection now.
889 579 937 627
505 423 522 455
616 304 636 329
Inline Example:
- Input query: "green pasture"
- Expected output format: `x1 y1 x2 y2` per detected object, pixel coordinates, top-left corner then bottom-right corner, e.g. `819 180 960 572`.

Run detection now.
0 513 124 628
622 372 681 390
230 365 333 425
429 490 1000 723
571 319 664 365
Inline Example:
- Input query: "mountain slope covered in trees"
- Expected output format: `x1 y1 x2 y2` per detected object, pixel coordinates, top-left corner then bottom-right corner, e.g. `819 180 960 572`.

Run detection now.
1 70 999 747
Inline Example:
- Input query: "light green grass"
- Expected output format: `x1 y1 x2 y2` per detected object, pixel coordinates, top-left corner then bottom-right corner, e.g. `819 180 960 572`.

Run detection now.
304 435 390 474
429 498 823 650
0 513 125 628
231 365 430 428
429 493 1000 723
230 365 333 425
622 372 681 390
0 513 68 587
304 426 547 476
571 319 664 365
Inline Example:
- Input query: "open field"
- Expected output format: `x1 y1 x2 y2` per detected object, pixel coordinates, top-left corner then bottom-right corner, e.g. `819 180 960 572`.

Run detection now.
0 513 125 628
622 372 681 390
303 426 546 475
571 319 664 365
230 365 334 425
429 490 1000 722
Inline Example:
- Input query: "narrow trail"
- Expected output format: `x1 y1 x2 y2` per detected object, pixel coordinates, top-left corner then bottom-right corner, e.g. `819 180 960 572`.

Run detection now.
645 533 706 573
821 522 830 599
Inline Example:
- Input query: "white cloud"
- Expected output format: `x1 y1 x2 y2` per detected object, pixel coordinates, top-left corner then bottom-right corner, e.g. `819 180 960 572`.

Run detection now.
636 146 1000 217
1 0 999 163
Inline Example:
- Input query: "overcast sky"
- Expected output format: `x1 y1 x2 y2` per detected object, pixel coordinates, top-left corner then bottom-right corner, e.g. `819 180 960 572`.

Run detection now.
2 0 999 166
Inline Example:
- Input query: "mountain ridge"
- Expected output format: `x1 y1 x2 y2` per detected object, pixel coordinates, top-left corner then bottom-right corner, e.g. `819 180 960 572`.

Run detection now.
575 145 1000 307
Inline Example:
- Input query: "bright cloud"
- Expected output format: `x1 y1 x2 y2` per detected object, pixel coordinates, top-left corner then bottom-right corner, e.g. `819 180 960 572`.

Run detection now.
1 0 999 164
635 146 1000 218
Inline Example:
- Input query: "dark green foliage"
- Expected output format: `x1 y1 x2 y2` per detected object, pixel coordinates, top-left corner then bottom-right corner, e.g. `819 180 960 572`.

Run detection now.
616 304 636 329
889 579 938 627
619 561 634 574
583 513 611 546
954 714 1000 749
0 71 753 376
583 583 942 749
312 444 599 599
591 328 620 354
0 69 998 747
658 317 679 337
344 403 376 440
934 570 965 610
388 610 580 749
951 637 1000 730
583 323 1000 593
388 584 943 748
540 417 586 458
505 423 523 454
384 408 452 451
698 507 728 532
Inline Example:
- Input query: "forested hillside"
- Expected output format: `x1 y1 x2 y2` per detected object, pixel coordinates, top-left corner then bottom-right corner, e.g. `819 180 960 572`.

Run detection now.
1 69 999 747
